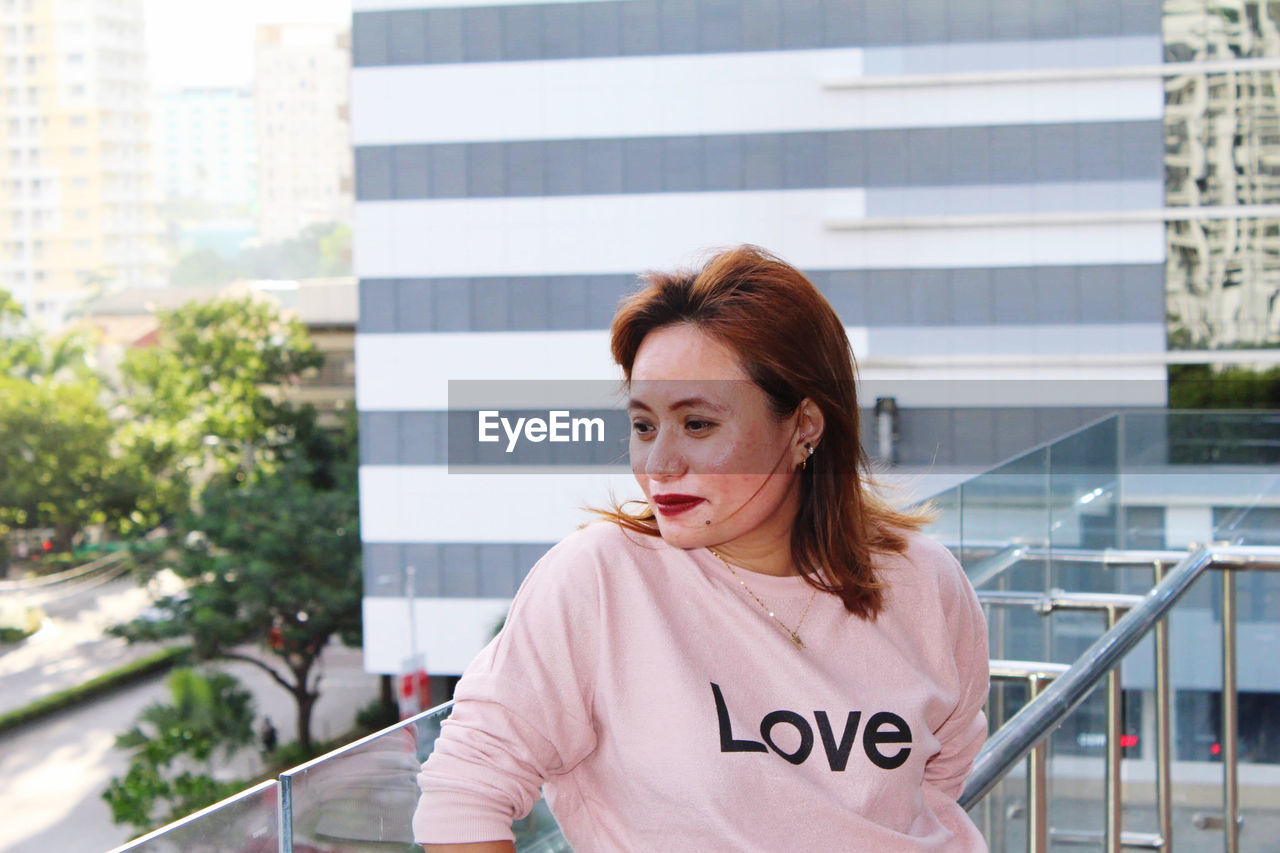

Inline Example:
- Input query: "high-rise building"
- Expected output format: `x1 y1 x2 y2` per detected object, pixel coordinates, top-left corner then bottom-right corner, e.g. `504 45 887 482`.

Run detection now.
1164 1 1280 347
152 86 256 214
0 0 160 327
351 1 1169 676
253 23 353 244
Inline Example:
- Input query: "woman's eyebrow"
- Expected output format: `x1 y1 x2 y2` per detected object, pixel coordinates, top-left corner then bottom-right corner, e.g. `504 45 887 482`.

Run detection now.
627 396 728 413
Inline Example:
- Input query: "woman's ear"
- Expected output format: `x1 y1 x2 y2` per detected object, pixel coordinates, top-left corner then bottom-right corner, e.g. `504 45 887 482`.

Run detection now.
794 398 826 456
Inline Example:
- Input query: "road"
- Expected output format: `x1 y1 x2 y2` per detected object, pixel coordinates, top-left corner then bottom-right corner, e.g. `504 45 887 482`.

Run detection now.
0 572 176 716
0 643 379 853
0 568 381 853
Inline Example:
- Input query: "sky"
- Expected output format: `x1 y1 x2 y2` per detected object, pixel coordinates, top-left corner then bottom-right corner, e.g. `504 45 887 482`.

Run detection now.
143 0 351 89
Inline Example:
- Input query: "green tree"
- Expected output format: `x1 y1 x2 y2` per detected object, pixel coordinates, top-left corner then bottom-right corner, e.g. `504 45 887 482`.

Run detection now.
0 288 96 384
115 409 361 752
1168 363 1280 409
0 376 141 551
119 296 322 507
103 667 255 834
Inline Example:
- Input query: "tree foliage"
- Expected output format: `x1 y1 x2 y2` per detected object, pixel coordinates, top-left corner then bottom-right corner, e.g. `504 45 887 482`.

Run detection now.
0 289 144 550
115 408 361 751
103 667 255 834
0 377 145 550
1168 363 1280 409
118 296 322 517
0 289 97 384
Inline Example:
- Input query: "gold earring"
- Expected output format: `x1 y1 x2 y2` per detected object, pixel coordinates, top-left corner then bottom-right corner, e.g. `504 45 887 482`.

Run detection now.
800 442 813 471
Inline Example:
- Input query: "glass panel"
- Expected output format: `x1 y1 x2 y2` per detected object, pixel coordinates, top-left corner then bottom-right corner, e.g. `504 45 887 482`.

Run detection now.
281 704 447 852
925 481 961 560
105 779 278 853
959 447 1052 670
280 703 570 852
1047 416 1121 592
950 411 1280 852
957 445 1050 566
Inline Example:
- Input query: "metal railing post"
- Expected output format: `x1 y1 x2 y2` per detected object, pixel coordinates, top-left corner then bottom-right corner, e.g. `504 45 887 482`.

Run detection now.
1221 569 1239 853
1027 671 1053 853
277 772 293 853
1104 605 1123 853
1153 561 1173 852
987 661 1070 853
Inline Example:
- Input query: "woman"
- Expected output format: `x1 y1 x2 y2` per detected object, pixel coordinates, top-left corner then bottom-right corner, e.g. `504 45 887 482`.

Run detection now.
414 245 989 852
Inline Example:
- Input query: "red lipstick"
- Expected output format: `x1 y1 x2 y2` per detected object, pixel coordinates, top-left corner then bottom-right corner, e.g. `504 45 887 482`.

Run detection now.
652 493 705 516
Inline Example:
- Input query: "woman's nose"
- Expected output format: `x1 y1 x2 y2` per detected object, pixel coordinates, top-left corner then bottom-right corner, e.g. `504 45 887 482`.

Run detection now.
644 431 686 480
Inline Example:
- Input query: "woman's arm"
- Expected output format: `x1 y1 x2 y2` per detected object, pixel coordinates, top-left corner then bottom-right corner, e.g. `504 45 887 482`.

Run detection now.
423 843 515 853
413 535 603 846
923 549 991 799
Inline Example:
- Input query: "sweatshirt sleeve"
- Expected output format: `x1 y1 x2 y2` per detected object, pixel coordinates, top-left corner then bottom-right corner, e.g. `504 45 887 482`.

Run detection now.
412 537 602 845
922 549 990 801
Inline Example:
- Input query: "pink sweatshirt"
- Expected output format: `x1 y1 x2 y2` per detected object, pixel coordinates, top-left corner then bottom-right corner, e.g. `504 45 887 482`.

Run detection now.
414 521 989 852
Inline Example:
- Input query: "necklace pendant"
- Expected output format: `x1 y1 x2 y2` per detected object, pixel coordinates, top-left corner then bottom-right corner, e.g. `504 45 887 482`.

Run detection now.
790 634 805 649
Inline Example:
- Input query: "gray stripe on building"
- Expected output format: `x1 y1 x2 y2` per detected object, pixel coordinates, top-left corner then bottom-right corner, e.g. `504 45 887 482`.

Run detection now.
360 403 1156 467
359 409 631 467
357 263 1166 334
363 541 553 597
863 180 1163 218
860 35 1161 75
360 404 1144 599
367 507 1172 597
865 322 1165 358
352 1 1162 68
357 273 639 334
354 122 1164 201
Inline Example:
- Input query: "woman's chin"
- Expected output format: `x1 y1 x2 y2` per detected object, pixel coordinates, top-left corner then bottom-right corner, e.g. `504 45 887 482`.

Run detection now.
653 519 712 551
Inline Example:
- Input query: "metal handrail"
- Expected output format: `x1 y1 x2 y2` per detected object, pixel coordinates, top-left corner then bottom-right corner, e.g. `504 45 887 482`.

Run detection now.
960 544 1280 853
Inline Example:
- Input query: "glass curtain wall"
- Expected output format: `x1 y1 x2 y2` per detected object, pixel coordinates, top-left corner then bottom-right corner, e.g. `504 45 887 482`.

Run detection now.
1166 0 1280 347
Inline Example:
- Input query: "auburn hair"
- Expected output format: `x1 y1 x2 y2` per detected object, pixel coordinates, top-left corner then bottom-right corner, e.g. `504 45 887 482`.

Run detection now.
595 244 933 619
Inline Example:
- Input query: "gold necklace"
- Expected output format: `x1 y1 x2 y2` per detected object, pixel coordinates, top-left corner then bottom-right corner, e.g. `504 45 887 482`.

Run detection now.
707 548 818 649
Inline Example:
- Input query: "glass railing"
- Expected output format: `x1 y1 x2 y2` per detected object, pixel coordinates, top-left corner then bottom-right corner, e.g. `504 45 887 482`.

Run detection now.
109 410 1280 853
273 700 566 852
930 410 1280 853
103 780 279 853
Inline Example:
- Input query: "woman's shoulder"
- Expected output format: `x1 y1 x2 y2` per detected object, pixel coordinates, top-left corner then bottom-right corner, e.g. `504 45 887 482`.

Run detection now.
879 526 974 605
542 518 666 562
519 519 669 589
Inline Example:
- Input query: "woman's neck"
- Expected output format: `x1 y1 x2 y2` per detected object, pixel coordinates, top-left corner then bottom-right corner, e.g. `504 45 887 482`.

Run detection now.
711 518 798 577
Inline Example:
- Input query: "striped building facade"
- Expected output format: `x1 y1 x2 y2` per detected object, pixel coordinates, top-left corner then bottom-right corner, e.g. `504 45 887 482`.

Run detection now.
351 0 1167 676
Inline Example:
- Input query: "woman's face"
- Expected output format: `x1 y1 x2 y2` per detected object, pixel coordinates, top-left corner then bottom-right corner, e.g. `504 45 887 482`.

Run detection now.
628 324 807 554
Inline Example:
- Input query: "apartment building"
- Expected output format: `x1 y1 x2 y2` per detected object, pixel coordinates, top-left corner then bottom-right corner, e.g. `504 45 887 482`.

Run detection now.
351 0 1169 676
152 86 256 214
0 0 160 328
253 23 353 244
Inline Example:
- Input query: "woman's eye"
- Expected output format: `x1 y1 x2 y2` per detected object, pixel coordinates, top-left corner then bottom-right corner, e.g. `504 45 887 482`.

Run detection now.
685 419 715 433
631 420 654 437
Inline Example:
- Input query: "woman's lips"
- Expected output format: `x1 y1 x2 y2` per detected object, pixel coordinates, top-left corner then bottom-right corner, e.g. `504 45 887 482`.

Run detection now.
652 494 705 516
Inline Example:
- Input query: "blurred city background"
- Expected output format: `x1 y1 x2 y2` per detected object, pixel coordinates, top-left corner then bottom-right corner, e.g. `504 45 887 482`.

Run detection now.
0 0 1278 852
